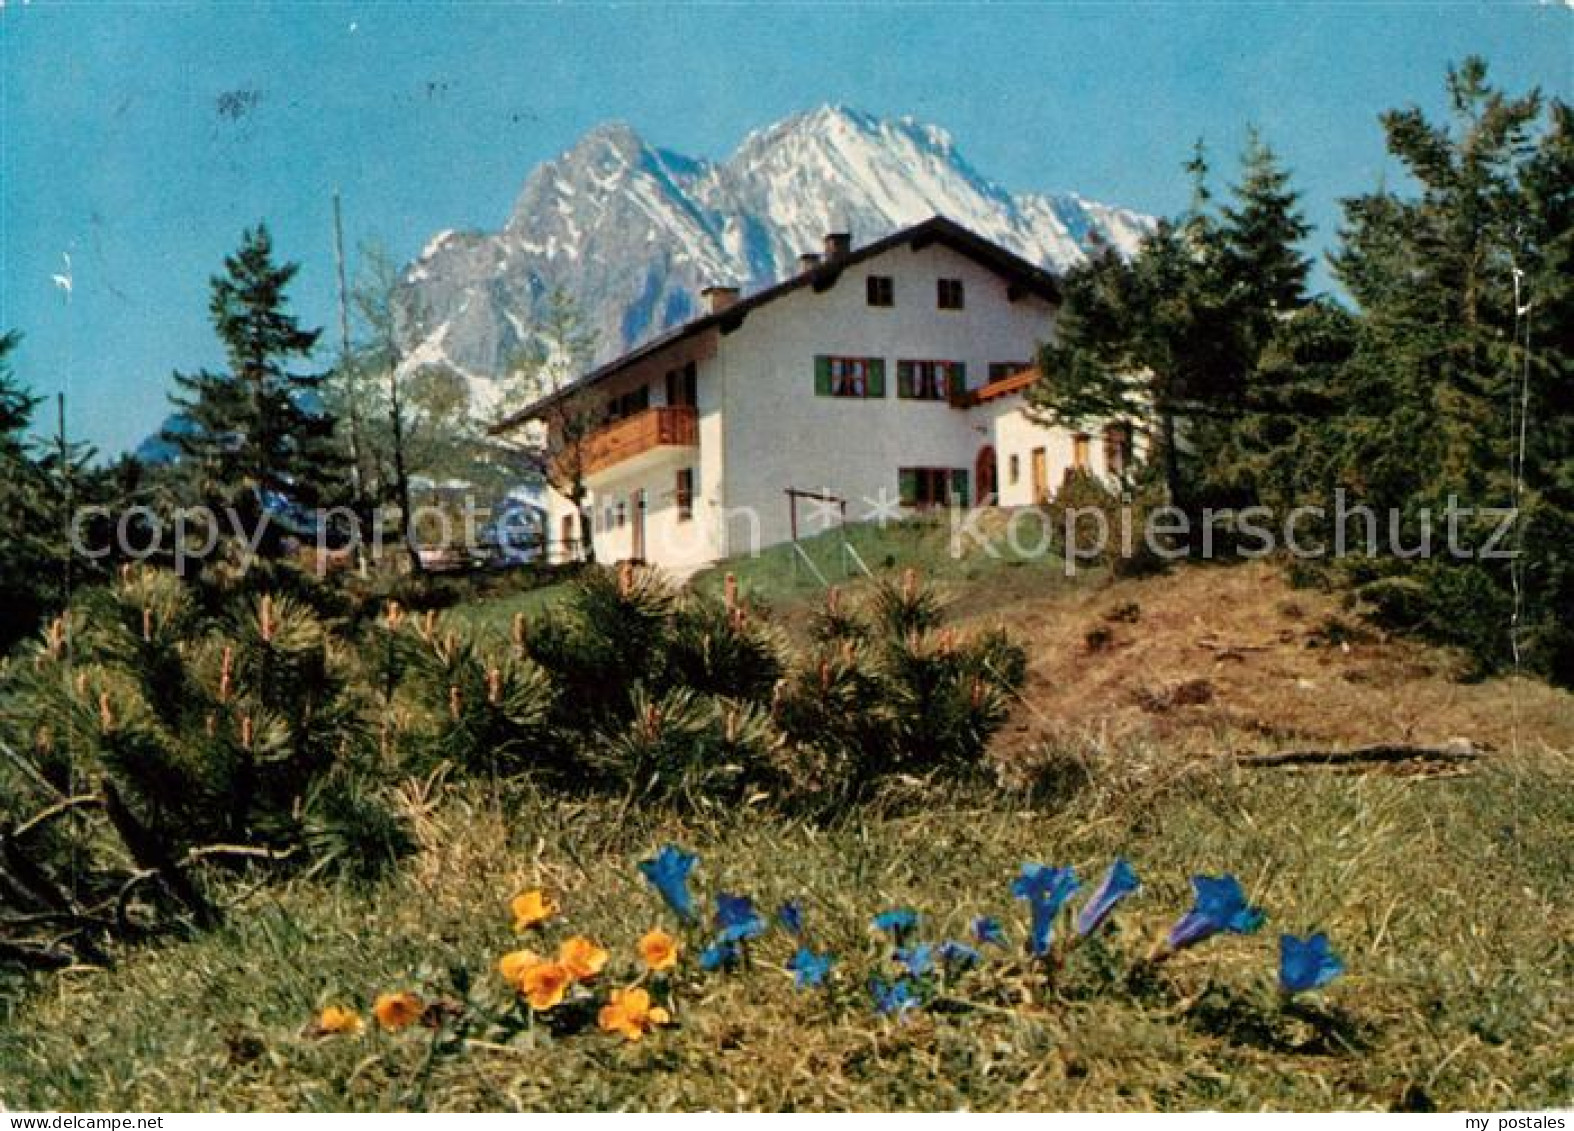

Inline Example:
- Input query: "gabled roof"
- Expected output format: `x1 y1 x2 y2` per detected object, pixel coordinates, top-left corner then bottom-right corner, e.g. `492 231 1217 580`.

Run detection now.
489 215 1061 433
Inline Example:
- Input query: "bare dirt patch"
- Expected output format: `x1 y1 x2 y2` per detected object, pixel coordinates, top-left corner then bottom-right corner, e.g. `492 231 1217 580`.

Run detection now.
958 561 1574 764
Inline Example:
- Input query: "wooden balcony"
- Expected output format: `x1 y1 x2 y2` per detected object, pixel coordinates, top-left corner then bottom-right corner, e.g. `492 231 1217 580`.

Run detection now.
581 405 698 477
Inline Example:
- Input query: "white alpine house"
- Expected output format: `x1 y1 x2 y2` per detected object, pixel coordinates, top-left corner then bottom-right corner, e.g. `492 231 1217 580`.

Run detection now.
491 216 1137 570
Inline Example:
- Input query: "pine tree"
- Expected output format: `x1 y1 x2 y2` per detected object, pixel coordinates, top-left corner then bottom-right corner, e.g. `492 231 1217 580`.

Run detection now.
166 225 343 530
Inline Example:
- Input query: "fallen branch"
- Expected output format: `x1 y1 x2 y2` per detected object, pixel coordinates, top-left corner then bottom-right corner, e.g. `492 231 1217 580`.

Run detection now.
1236 742 1482 769
13 794 103 840
101 780 220 929
183 843 300 866
0 937 77 971
1196 639 1273 654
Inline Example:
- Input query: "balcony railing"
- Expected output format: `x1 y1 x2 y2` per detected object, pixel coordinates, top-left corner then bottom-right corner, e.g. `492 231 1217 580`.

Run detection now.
581 405 698 476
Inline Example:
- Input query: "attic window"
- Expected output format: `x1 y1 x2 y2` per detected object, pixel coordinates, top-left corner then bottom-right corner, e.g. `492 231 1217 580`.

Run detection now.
866 275 894 307
937 278 965 310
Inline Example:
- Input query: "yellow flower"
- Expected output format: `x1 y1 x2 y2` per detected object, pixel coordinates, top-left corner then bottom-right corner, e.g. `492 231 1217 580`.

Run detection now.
497 948 541 989
598 986 671 1042
315 1005 363 1036
637 928 680 972
510 889 555 932
373 991 424 1032
520 961 573 1012
559 935 610 981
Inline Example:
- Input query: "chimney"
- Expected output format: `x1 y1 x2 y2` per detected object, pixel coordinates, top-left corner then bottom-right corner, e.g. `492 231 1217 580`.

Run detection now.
823 231 851 260
701 285 740 314
797 252 823 273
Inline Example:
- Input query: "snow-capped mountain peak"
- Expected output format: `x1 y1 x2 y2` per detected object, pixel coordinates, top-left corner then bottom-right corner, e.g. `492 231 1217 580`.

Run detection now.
396 108 1153 398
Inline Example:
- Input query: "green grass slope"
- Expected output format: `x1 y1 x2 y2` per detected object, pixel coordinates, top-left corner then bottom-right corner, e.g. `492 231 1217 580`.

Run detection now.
2 750 1569 1111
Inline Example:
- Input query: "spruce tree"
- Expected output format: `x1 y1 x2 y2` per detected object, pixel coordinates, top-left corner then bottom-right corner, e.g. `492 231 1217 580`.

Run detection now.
1029 151 1247 511
1321 58 1568 678
1219 129 1312 335
1201 131 1321 507
0 331 58 649
166 225 343 532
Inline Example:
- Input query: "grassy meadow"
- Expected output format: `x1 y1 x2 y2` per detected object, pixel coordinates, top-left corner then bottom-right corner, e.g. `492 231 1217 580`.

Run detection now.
2 747 1568 1110
1 534 1570 1112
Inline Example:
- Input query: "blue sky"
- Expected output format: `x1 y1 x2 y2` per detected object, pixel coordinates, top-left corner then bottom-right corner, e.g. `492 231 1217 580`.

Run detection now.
1 2 1569 457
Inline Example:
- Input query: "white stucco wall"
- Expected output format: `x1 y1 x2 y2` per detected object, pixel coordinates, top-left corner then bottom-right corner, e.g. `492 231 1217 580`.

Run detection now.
713 241 1057 554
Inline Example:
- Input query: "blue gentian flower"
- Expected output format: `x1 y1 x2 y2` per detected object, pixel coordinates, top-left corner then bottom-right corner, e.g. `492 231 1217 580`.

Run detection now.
937 940 982 971
869 975 920 1017
638 845 698 923
714 892 766 944
699 939 740 971
786 946 834 989
1165 874 1266 951
894 943 934 978
777 901 805 937
1011 863 1080 956
872 907 919 941
1279 932 1344 994
1075 858 1141 937
971 915 1006 946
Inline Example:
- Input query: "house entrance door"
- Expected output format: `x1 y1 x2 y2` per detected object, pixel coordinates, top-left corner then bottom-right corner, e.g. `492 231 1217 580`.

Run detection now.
1031 448 1048 504
975 445 998 504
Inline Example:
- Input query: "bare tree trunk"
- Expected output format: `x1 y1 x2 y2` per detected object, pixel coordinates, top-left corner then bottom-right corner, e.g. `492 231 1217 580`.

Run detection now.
573 476 596 564
388 367 423 575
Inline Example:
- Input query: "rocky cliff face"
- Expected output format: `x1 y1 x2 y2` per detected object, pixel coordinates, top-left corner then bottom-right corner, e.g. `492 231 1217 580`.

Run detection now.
395 106 1153 407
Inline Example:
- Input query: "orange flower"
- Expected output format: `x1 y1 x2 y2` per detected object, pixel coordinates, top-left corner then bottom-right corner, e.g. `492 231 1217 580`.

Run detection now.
598 986 671 1042
558 935 609 981
315 1005 363 1036
637 928 680 972
373 991 424 1032
497 948 541 990
510 889 555 932
520 961 573 1012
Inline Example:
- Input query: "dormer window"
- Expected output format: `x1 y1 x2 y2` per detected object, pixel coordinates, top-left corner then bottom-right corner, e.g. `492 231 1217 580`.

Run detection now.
937 278 965 310
866 275 894 307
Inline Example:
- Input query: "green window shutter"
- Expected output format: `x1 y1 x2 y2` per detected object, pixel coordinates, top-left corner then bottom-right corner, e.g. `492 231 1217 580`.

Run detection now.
948 362 967 398
814 355 831 396
898 468 919 507
951 469 970 507
897 361 914 399
867 358 886 398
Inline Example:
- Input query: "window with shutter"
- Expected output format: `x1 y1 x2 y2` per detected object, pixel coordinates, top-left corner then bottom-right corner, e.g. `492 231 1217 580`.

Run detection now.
816 356 884 398
895 360 962 401
898 468 972 508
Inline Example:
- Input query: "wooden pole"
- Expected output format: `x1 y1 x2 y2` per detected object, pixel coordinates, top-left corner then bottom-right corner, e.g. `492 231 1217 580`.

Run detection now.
57 393 73 609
